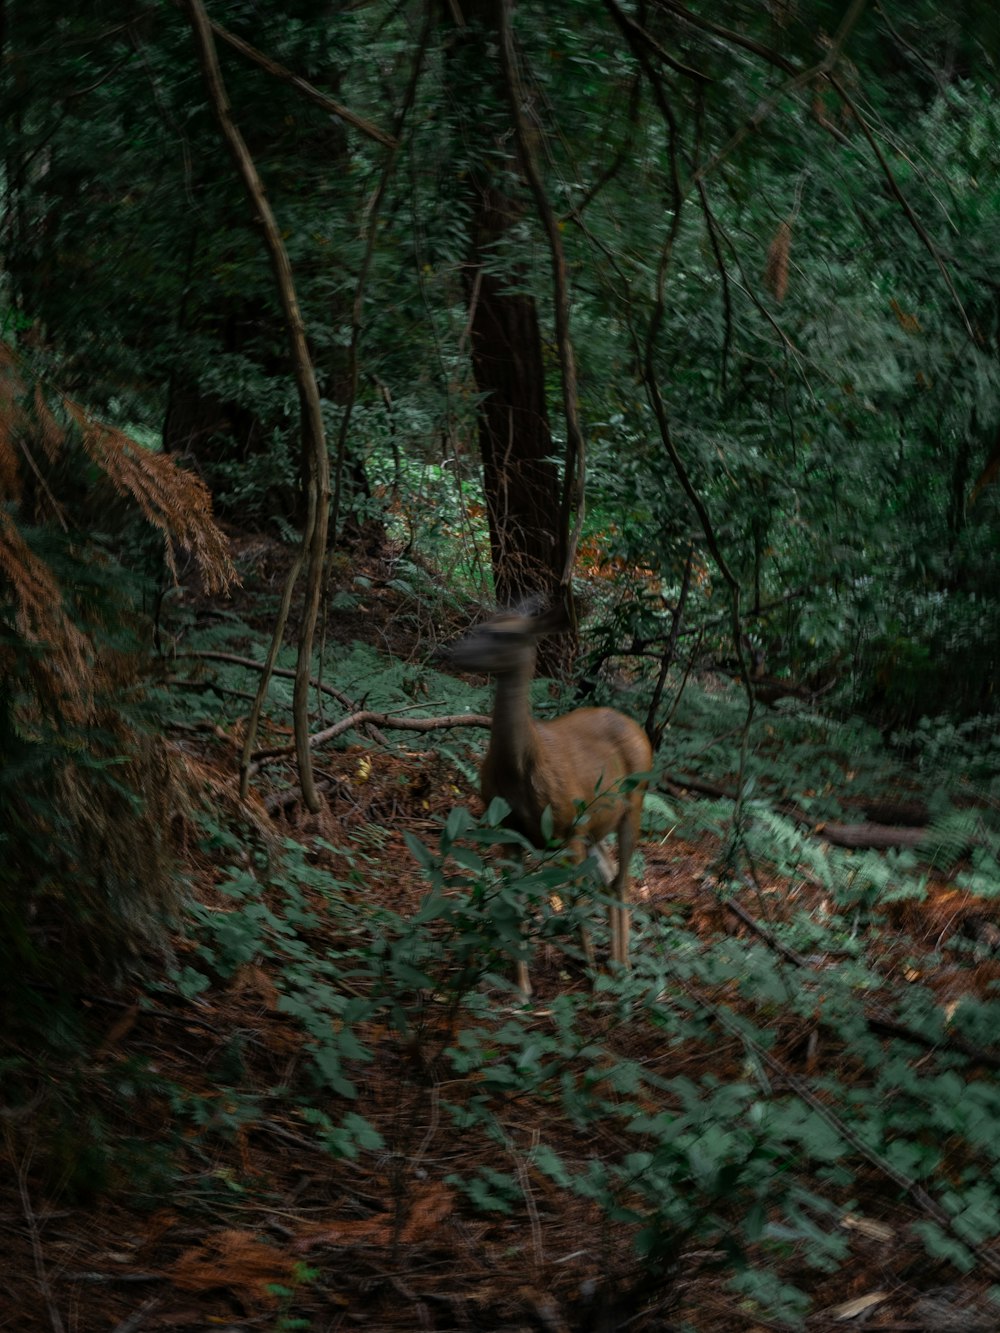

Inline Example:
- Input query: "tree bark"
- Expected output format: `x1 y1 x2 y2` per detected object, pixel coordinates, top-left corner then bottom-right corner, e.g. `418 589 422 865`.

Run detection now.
467 184 564 611
449 2 569 653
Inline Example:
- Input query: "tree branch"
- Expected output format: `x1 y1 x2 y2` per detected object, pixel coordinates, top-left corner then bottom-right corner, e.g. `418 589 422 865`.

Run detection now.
651 0 798 76
603 0 711 84
178 649 389 744
330 8 431 536
183 0 330 811
176 2 398 148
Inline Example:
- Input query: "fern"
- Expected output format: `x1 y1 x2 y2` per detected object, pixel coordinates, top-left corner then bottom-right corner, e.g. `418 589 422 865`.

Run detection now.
0 342 235 993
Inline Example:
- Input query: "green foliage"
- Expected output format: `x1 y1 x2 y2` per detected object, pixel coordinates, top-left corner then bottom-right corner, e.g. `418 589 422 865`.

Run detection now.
164 794 988 1323
5 4 1000 1324
5 0 1000 723
448 1165 523 1214
269 1262 320 1333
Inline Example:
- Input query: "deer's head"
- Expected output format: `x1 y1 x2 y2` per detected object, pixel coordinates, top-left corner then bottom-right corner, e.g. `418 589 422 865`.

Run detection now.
447 599 570 676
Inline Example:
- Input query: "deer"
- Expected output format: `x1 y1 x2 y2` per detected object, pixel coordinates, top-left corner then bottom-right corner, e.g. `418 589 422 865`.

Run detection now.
447 601 653 997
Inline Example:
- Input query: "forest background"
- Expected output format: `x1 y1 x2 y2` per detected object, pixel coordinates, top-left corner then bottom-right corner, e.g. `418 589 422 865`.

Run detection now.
3 1 1000 1329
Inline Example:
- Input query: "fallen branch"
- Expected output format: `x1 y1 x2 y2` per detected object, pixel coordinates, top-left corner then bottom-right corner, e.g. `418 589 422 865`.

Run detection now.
250 709 492 775
723 898 1000 1071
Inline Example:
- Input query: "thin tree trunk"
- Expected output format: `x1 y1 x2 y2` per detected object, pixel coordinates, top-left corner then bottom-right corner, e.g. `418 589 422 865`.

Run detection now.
329 11 430 546
184 0 329 811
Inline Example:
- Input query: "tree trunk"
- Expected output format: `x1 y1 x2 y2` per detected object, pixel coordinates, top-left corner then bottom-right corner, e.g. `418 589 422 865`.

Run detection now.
468 184 564 610
449 3 569 645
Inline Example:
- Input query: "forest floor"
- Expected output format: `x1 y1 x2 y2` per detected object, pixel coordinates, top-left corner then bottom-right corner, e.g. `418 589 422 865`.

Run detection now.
4 534 1000 1333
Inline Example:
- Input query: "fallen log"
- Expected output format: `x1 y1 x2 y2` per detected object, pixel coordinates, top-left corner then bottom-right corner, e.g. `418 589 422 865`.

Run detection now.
664 771 936 851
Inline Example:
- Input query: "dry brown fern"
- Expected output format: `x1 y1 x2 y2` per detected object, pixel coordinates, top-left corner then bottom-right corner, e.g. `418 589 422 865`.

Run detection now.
65 399 233 592
0 508 92 717
0 343 235 716
0 343 241 975
0 343 235 593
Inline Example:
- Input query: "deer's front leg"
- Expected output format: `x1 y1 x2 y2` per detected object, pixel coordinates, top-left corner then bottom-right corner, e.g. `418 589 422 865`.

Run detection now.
609 810 636 969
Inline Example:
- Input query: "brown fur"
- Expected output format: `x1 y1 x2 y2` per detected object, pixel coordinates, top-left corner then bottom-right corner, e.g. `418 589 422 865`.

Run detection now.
450 606 652 994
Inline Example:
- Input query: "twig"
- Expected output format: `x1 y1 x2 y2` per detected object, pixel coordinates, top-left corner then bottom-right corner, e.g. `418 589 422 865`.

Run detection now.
508 1139 545 1269
725 896 809 968
329 12 430 538
604 0 711 83
17 436 68 531
162 676 258 704
874 2 948 97
694 179 733 390
238 551 303 795
716 885 1000 1070
177 649 389 745
14 1145 66 1333
613 0 756 746
181 650 357 711
672 972 1000 1277
827 73 974 340
645 543 694 743
654 0 797 76
604 1 762 774
66 1272 161 1285
563 74 643 222
685 0 869 196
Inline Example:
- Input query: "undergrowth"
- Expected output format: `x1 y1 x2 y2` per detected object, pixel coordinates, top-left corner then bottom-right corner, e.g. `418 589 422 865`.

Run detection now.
6 584 1000 1328
135 773 1000 1326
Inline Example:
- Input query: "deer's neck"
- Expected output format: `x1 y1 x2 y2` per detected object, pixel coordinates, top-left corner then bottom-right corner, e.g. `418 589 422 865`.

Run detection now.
489 660 538 777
